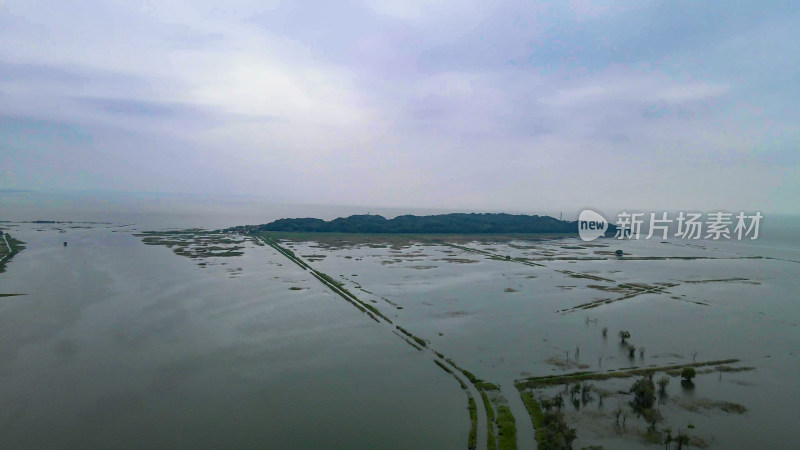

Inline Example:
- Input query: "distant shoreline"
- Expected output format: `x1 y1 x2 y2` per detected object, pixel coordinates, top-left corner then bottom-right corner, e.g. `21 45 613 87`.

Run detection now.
227 212 609 236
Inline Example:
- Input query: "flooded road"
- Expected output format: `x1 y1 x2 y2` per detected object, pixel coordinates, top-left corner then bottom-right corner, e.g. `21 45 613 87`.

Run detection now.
0 225 466 449
1 195 798 449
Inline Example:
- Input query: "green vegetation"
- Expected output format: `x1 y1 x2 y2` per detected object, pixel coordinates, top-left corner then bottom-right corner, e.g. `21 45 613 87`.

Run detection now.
481 391 497 450
518 358 750 449
259 232 504 450
260 235 395 323
519 391 576 450
641 407 663 432
462 369 482 384
675 432 690 450
137 231 247 259
446 243 544 267
541 410 576 449
558 270 615 283
560 280 680 312
520 391 546 444
681 367 696 382
515 359 740 389
468 396 478 450
476 382 501 391
440 356 511 449
0 233 26 274
231 213 584 234
676 398 747 414
629 376 656 410
396 326 426 347
495 404 517 450
657 376 670 395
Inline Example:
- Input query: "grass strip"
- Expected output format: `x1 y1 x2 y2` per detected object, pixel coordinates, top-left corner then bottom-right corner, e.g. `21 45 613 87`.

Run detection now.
515 359 740 389
261 235 395 323
0 235 26 274
519 391 546 448
495 404 517 450
481 391 497 450
468 396 478 450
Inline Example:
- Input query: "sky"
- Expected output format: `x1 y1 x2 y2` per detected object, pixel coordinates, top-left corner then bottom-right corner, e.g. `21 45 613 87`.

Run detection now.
1 0 798 214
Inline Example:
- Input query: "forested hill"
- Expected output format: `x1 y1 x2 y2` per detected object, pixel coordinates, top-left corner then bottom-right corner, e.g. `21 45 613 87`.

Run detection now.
231 213 587 234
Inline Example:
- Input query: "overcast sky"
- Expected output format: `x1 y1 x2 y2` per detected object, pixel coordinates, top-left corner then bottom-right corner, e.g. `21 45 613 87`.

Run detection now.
1 1 798 214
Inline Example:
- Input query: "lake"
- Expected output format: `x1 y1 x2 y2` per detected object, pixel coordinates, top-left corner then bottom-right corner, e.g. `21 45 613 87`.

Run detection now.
1 191 798 449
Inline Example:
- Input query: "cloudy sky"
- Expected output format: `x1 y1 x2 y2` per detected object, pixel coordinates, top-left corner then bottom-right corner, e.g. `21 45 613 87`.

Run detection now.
1 0 798 214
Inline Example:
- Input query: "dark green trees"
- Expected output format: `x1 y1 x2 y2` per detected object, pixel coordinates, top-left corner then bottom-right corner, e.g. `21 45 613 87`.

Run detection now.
657 376 670 395
629 377 656 410
541 411 577 449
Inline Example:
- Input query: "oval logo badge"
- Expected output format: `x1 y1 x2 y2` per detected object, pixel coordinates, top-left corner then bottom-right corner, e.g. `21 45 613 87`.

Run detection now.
578 209 608 241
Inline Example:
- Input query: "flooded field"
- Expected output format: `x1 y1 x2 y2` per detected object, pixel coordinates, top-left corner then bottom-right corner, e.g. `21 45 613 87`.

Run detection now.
0 223 466 449
0 219 798 449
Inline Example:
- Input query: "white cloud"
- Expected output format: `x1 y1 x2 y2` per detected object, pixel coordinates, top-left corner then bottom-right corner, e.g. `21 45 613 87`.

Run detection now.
0 0 797 213
362 0 486 20
541 70 729 108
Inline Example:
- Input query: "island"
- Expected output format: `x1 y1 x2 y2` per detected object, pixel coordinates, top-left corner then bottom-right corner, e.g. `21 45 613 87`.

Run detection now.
228 212 614 236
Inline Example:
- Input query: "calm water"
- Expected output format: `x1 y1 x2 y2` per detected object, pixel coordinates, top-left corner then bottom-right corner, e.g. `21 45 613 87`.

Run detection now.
0 193 468 449
1 191 799 449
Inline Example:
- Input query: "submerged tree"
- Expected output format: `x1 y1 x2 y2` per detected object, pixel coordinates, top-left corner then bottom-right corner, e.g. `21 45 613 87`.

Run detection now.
629 376 656 411
663 427 673 450
580 383 593 403
681 367 696 383
642 408 663 432
541 410 577 450
657 376 670 395
619 330 631 343
570 383 581 400
552 395 564 410
676 431 690 450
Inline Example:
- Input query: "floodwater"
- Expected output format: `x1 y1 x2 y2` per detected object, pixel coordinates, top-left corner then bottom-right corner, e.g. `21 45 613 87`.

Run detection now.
282 233 800 449
1 191 799 449
0 224 466 449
